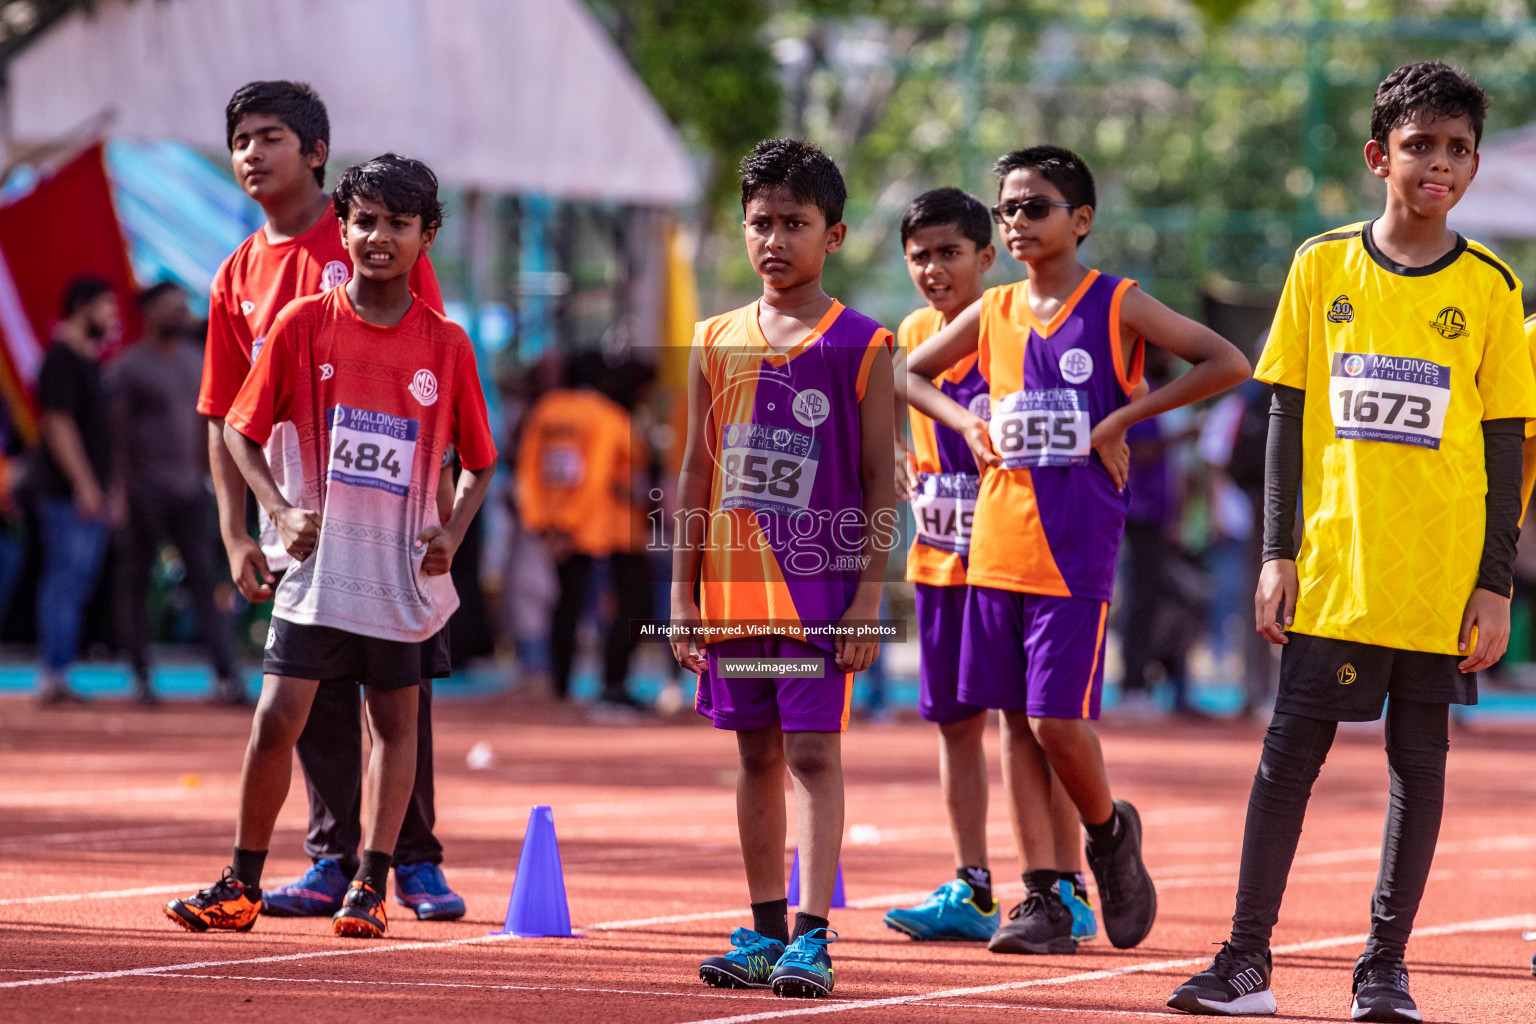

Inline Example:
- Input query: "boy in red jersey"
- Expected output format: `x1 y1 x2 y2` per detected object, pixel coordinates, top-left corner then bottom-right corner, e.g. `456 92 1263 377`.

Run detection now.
905 146 1248 955
673 139 895 998
167 154 495 938
882 188 1097 949
198 81 466 922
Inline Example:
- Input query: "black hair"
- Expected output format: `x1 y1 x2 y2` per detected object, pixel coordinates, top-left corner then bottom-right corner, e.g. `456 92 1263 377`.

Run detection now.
739 138 846 227
899 187 992 250
992 145 1097 211
1371 60 1489 148
61 275 113 319
136 281 184 310
332 154 445 232
225 81 330 187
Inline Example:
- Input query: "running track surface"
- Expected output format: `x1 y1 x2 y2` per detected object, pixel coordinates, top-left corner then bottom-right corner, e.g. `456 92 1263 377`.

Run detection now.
2 697 1533 1023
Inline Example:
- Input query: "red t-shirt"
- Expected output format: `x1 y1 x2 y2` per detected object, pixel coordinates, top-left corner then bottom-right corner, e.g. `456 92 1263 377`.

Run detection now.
198 200 444 569
226 286 496 642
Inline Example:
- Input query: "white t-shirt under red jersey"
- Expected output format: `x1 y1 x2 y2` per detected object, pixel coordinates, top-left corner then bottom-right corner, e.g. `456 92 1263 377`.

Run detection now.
198 200 444 570
225 286 496 644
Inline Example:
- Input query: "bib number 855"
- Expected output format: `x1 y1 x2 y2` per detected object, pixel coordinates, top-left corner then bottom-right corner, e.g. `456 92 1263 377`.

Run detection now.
996 412 1079 454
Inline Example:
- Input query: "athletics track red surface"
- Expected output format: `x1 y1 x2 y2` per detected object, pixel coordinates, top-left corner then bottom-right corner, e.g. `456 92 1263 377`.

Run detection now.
1 696 1533 1023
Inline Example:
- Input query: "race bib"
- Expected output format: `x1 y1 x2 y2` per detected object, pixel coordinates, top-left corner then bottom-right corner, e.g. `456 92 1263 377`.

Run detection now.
541 445 585 488
719 422 821 514
911 472 980 553
1329 352 1450 450
990 388 1092 468
327 405 418 497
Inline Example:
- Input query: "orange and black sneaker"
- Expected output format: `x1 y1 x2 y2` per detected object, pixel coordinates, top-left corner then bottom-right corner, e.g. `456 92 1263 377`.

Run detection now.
164 869 262 932
332 879 387 938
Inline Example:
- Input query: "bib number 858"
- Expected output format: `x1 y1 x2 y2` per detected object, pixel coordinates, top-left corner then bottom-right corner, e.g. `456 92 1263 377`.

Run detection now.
723 452 802 499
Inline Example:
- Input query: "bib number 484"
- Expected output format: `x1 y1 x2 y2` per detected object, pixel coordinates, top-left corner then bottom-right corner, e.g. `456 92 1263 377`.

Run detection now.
332 438 405 478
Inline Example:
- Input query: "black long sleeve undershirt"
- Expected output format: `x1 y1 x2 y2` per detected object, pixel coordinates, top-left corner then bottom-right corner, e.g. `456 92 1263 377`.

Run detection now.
1260 382 1525 597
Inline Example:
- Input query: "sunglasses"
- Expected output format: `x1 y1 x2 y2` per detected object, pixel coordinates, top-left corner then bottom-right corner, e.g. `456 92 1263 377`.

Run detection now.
990 197 1077 224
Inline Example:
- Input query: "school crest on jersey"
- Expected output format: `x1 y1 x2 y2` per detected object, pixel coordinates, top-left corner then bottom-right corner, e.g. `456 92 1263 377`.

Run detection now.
321 261 351 289
1429 306 1468 340
968 393 992 421
409 369 439 406
792 387 830 427
1059 347 1094 384
1326 295 1354 323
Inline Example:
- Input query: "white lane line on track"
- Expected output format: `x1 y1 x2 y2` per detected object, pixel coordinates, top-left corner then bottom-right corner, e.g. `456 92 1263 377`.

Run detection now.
0 933 517 989
0 884 198 907
150 973 766 1001
911 1003 1342 1022
669 913 1536 1024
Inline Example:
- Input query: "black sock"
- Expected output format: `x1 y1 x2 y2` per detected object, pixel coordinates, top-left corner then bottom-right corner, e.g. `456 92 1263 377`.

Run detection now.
356 848 392 896
1084 807 1122 853
231 846 267 891
1023 868 1059 898
751 898 789 944
1060 870 1088 899
957 865 993 909
791 912 829 941
337 856 361 878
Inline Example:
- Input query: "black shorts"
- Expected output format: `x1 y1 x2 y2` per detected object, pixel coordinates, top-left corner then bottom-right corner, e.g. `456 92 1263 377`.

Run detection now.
1276 632 1477 722
264 618 451 691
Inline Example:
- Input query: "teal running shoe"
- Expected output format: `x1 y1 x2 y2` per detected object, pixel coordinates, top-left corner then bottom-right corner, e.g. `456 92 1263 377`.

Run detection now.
884 879 999 941
769 928 836 998
699 928 784 989
1059 878 1098 943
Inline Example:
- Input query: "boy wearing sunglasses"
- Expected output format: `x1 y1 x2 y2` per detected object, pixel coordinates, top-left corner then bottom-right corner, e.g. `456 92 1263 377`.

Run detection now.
905 146 1248 954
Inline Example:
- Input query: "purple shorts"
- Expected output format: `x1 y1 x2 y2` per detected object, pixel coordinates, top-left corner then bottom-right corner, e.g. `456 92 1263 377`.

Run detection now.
958 585 1108 720
696 636 852 733
915 583 985 724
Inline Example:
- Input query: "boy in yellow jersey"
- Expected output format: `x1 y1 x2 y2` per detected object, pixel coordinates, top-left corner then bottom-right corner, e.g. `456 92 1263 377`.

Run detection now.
905 146 1249 956
671 139 894 998
881 188 1098 948
1168 62 1536 1022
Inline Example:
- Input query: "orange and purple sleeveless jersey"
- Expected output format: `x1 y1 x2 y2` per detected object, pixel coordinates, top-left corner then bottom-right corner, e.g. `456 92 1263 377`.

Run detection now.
901 306 991 588
696 300 893 653
967 270 1144 601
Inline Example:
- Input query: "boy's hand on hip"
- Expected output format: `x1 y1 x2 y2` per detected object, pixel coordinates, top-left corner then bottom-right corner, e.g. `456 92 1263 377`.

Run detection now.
416 525 458 576
962 416 1001 475
1458 587 1510 673
224 534 275 602
895 443 918 500
669 592 707 674
1256 558 1297 645
1089 417 1130 491
274 506 320 562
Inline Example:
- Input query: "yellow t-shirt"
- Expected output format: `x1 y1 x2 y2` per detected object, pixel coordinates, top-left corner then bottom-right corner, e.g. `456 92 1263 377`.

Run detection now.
1255 220 1536 653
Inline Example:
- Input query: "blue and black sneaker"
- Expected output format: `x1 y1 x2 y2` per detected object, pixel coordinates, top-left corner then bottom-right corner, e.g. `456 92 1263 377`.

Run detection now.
1059 878 1098 943
699 927 785 989
394 861 467 921
884 880 999 941
261 858 349 917
769 928 836 998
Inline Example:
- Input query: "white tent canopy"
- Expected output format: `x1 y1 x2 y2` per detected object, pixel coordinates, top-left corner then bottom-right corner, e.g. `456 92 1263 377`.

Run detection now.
8 0 699 206
1449 123 1536 240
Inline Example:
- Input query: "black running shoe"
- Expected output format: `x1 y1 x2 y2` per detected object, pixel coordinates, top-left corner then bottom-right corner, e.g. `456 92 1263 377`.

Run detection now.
1085 798 1157 949
987 889 1076 955
1167 941 1275 1016
1351 952 1420 1023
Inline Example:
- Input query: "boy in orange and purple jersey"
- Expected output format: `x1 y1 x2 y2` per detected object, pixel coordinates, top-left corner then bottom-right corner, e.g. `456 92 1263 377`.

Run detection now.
197 81 466 923
906 146 1249 956
881 188 1097 948
671 139 895 998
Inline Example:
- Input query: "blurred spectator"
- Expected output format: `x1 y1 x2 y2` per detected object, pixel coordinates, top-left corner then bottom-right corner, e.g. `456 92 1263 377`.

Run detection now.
0 400 28 631
107 282 237 705
1202 371 1278 717
35 276 120 704
601 359 656 710
515 351 636 707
